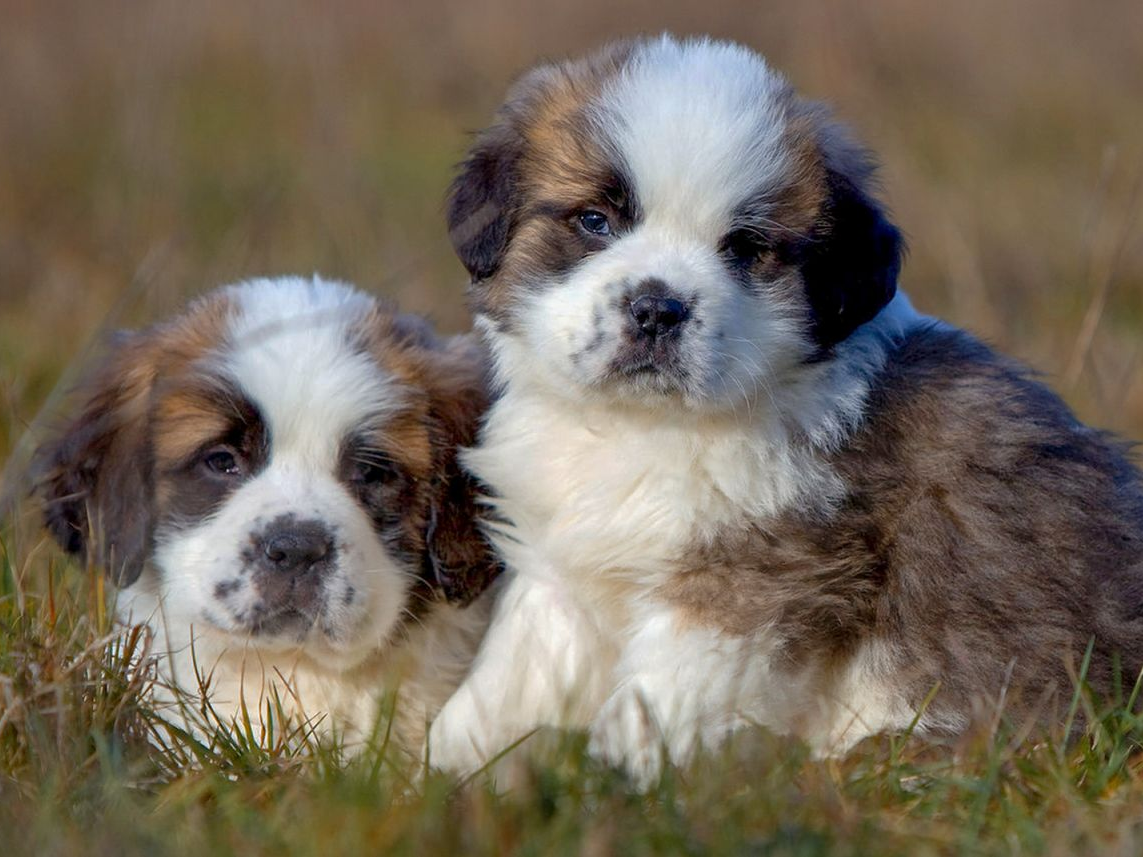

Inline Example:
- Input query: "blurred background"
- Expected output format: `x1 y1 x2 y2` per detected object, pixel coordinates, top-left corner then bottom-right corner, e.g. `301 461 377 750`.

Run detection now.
2 0 1142 475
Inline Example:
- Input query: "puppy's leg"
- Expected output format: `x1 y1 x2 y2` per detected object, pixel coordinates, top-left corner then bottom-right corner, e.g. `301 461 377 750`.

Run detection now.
427 572 615 775
589 613 774 787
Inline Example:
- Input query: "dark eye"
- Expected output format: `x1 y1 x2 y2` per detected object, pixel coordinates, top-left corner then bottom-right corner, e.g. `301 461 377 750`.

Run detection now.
577 210 611 236
723 228 770 264
202 446 242 477
351 457 399 486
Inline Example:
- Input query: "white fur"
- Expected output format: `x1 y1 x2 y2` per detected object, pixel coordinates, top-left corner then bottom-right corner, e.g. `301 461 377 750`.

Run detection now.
512 40 804 414
429 36 928 778
117 276 488 750
602 36 791 233
120 581 491 750
430 293 925 774
425 574 615 772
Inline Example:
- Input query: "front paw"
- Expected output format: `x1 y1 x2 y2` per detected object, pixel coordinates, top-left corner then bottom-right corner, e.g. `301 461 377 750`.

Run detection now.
587 690 669 789
425 704 490 777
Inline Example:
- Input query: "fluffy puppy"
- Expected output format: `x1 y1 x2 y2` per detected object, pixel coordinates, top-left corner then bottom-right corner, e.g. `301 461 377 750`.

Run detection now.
35 276 499 751
428 35 1143 782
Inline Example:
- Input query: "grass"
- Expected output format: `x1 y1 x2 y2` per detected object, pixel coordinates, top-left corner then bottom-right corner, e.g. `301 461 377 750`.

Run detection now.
2 0 1143 854
5 549 1143 857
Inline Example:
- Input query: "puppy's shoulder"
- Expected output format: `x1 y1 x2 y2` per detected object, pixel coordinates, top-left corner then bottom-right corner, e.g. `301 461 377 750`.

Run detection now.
852 322 1138 484
834 321 1143 592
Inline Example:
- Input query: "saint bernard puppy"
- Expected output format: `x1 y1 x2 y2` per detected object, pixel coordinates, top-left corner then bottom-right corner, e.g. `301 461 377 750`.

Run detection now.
35 276 500 752
428 35 1143 782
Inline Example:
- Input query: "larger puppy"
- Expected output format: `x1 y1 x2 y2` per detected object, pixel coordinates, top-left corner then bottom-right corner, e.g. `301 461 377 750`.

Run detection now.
429 35 1143 780
36 276 499 752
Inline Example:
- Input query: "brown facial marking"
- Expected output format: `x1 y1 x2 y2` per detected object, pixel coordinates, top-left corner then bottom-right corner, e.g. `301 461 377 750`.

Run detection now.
456 38 901 354
348 305 501 609
447 41 636 329
340 410 432 584
780 101 902 352
151 380 268 530
33 291 235 586
151 390 234 470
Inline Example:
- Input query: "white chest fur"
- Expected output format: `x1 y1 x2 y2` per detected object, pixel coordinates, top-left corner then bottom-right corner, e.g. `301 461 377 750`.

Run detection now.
427 296 923 778
466 391 840 616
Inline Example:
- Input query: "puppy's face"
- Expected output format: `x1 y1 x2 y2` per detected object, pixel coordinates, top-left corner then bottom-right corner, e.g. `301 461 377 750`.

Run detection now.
449 36 902 412
36 278 494 669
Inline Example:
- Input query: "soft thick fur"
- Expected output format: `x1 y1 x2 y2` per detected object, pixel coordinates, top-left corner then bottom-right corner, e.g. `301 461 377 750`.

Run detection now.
35 276 499 751
428 35 1143 783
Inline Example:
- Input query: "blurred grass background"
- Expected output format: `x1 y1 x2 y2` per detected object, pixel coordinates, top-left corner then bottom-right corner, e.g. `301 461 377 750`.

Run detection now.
2 0 1142 470
2 2 1143 854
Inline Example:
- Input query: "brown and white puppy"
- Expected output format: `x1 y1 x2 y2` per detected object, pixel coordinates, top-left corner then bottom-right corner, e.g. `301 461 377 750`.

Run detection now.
36 276 499 751
428 35 1143 783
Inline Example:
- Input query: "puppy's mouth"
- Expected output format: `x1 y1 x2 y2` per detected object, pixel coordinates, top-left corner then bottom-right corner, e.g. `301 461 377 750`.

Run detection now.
215 596 323 642
245 605 318 639
604 339 691 393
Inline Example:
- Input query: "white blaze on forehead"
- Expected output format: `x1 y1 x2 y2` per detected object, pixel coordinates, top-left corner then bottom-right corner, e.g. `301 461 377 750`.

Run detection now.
599 36 792 236
221 276 402 467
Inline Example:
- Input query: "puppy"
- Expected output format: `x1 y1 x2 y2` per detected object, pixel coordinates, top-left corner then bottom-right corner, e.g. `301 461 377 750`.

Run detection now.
35 276 499 752
428 35 1143 782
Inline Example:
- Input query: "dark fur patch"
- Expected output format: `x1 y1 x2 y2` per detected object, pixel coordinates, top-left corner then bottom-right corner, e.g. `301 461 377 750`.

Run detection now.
213 578 243 599
797 166 902 353
152 381 268 531
447 41 636 329
32 292 234 585
450 39 902 359
352 310 502 608
664 325 1143 731
732 100 903 354
339 429 425 579
447 122 523 284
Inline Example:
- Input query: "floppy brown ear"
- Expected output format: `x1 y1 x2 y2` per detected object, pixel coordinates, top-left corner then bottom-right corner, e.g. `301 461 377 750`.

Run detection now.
33 332 157 587
449 45 635 289
447 122 523 284
419 335 501 605
799 126 903 352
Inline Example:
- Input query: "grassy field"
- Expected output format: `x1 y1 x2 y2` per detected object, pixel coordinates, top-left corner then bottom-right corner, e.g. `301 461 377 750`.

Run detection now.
2 1 1143 854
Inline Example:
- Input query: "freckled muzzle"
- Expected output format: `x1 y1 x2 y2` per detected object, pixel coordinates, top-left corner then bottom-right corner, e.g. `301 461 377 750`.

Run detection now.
235 513 338 636
607 278 695 388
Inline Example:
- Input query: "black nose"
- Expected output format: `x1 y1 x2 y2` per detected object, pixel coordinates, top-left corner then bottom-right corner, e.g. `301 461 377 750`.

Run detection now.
630 294 689 339
258 518 333 575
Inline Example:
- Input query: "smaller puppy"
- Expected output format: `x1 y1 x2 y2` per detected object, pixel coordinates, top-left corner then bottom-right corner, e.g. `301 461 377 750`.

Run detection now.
35 276 499 752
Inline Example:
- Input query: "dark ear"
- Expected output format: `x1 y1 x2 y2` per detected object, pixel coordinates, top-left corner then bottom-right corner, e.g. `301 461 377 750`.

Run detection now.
800 164 903 352
420 336 501 605
447 122 523 283
32 333 156 587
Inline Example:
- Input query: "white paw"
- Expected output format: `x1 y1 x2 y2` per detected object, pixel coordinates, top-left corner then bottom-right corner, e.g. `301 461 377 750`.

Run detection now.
425 703 491 776
587 689 668 789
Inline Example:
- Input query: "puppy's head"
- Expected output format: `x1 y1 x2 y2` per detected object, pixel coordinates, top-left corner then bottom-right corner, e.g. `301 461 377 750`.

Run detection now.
449 35 902 411
35 277 496 668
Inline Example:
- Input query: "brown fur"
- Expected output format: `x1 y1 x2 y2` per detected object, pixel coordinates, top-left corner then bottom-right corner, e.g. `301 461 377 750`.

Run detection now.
35 290 500 606
448 39 901 352
152 391 236 470
351 307 500 606
664 325 1143 729
33 292 235 584
447 41 636 328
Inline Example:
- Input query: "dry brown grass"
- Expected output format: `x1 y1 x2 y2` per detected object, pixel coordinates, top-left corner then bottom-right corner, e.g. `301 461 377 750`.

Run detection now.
1 3 1142 854
2 0 1142 462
